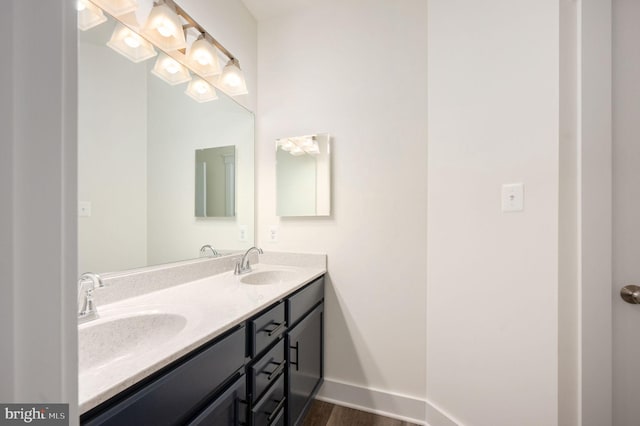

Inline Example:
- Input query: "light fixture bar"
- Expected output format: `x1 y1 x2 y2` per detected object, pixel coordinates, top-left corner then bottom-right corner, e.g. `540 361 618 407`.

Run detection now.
163 0 235 62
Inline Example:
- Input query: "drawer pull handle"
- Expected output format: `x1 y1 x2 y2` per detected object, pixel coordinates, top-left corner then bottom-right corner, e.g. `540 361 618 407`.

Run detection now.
267 396 286 423
290 342 299 371
263 360 286 381
264 321 286 337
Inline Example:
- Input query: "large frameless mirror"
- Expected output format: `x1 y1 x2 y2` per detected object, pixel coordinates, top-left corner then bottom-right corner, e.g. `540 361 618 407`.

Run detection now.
77 10 255 275
276 133 331 217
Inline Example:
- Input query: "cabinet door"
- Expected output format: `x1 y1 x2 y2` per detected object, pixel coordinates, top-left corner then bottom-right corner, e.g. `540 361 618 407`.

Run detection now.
188 376 246 426
287 304 323 425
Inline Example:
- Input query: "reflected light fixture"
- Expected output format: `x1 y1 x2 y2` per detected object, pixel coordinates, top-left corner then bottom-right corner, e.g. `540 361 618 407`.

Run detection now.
185 78 218 103
277 136 320 156
188 37 221 77
106 23 157 63
151 54 191 85
91 0 138 17
77 0 107 31
143 3 187 51
219 58 248 96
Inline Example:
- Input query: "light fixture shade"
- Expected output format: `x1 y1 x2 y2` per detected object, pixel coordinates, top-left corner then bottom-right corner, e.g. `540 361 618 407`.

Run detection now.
77 0 107 31
143 4 187 51
91 0 138 17
219 58 248 96
188 38 221 77
185 78 218 103
277 135 320 156
151 54 191 85
106 23 157 63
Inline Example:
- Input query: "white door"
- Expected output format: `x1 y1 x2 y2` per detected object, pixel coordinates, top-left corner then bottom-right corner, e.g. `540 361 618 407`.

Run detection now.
613 1 640 424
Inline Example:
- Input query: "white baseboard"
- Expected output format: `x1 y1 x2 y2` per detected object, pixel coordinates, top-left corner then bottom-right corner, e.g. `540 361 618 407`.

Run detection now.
315 378 460 426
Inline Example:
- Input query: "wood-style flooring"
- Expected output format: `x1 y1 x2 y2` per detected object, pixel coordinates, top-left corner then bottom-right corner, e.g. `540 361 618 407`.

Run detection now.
301 400 420 426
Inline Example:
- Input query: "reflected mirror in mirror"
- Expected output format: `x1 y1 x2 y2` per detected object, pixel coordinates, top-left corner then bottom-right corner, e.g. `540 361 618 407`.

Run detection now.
78 13 254 275
276 133 331 217
195 146 236 217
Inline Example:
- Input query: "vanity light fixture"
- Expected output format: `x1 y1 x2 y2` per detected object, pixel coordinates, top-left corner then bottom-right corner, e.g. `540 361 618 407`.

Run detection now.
142 2 187 51
185 78 218 103
151 53 191 85
91 0 138 17
188 37 221 77
106 23 157 63
77 0 108 31
277 135 320 156
219 58 248 96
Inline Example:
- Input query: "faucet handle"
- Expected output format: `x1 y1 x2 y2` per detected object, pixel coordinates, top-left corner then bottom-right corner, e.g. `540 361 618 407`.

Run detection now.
234 261 242 275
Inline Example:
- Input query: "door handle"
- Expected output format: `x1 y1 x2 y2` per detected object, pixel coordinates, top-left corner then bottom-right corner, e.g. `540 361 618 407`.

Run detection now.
621 285 640 304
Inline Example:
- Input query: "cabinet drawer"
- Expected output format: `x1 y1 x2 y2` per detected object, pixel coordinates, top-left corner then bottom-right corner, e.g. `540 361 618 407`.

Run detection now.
249 301 286 357
250 338 285 403
251 374 285 426
287 276 324 327
187 375 246 426
82 326 245 426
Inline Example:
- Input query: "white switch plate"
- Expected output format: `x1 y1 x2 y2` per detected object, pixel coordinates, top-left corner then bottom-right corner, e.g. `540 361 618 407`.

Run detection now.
78 201 92 217
269 226 278 243
238 225 248 242
501 183 524 212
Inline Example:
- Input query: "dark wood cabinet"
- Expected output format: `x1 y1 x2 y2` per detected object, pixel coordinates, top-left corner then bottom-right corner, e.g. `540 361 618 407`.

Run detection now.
80 275 325 426
187 376 246 426
287 304 323 426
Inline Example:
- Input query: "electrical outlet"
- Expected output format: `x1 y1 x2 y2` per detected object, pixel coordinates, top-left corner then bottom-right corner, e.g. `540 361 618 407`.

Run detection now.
269 226 278 243
238 225 248 242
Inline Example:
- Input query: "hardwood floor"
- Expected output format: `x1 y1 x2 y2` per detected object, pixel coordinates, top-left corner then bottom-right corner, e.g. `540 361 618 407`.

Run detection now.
301 400 420 426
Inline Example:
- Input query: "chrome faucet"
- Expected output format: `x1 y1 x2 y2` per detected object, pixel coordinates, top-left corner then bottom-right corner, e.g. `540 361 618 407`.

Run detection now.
235 247 263 275
78 272 104 323
200 244 220 257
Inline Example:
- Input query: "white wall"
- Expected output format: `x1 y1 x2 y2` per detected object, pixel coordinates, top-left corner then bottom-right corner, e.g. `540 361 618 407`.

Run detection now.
0 0 78 423
256 1 428 422
78 37 148 274
427 1 559 425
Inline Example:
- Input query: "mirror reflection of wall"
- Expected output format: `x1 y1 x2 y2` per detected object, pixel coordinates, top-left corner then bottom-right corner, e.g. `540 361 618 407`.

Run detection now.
276 133 331 217
195 146 236 218
78 15 254 275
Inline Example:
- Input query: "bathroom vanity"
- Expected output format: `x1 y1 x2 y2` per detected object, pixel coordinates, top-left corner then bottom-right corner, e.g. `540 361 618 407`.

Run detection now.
79 254 326 426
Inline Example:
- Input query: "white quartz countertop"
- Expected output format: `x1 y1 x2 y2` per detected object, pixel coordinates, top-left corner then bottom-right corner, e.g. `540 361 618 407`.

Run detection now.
79 256 326 414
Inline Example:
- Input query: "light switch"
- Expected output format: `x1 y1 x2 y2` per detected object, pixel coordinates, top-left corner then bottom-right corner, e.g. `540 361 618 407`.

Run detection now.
78 201 92 217
501 183 524 212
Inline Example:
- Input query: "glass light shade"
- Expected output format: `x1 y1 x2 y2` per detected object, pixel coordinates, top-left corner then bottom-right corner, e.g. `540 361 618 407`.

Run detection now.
143 4 187 51
290 146 305 156
91 0 138 17
185 78 218 103
188 38 221 77
304 142 320 155
106 23 157 63
219 58 248 96
77 0 107 31
151 54 191 85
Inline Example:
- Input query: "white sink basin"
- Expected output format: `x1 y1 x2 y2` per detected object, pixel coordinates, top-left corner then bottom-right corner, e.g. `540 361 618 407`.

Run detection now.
240 270 299 285
79 312 187 372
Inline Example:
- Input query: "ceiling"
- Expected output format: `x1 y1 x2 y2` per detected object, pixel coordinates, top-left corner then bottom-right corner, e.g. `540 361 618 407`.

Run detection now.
240 0 316 21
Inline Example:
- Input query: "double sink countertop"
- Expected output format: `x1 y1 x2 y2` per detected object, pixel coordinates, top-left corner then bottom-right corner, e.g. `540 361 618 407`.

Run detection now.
79 252 327 414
